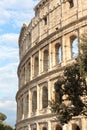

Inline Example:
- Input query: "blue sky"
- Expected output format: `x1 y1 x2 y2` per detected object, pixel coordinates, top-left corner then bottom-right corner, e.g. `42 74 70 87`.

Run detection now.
0 0 39 127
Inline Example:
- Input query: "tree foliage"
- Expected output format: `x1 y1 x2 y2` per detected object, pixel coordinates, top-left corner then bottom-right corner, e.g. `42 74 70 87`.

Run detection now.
0 113 7 121
0 121 14 130
0 113 14 130
50 31 87 125
78 31 87 76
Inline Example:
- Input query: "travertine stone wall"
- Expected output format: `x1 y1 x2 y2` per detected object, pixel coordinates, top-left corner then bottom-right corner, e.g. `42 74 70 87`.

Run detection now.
16 0 87 130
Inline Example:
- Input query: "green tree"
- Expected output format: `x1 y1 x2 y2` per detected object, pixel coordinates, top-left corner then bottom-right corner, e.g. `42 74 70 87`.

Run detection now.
0 113 14 130
0 121 14 130
78 31 87 77
50 31 87 125
0 113 7 121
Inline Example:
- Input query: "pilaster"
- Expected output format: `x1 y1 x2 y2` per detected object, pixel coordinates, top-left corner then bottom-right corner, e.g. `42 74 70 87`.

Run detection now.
49 43 52 70
37 85 40 115
48 121 51 130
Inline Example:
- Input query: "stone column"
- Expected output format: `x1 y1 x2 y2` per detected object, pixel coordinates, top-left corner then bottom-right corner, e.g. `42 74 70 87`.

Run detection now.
37 122 39 130
24 95 26 119
49 43 52 70
63 124 69 130
19 99 21 121
28 124 30 130
37 85 40 115
48 80 51 113
17 100 19 122
29 89 31 117
48 80 51 101
62 35 71 64
27 92 29 118
81 117 87 130
48 121 51 130
68 124 72 130
62 36 66 66
23 96 25 119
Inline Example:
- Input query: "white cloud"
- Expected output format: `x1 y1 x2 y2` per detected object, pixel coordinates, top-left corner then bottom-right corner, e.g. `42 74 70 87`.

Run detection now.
0 33 19 96
0 33 18 45
0 0 39 9
0 0 40 126
0 33 19 60
0 0 15 8
0 0 40 26
0 46 18 60
0 100 16 126
0 100 16 111
10 10 35 27
0 63 18 78
0 8 11 24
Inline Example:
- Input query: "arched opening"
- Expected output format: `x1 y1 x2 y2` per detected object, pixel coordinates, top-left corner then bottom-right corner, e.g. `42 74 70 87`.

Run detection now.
72 123 80 130
55 44 62 64
55 124 62 130
70 36 78 58
34 56 39 77
33 128 37 130
43 16 47 25
42 86 48 108
32 91 37 112
68 0 74 8
42 127 47 130
43 50 49 71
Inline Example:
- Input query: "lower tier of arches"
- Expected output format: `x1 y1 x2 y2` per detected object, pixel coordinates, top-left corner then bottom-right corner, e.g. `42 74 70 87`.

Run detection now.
16 116 87 130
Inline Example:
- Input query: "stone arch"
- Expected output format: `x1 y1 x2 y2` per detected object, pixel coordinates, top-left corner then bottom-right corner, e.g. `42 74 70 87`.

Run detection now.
72 123 80 130
42 86 48 108
43 49 49 71
70 35 78 58
32 90 37 112
55 43 62 64
55 124 62 130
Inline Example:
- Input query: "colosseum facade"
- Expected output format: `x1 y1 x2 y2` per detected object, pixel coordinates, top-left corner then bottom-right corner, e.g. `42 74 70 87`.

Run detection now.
16 0 87 130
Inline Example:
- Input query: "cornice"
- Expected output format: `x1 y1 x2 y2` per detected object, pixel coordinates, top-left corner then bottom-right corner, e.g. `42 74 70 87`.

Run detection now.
35 0 49 11
16 113 55 127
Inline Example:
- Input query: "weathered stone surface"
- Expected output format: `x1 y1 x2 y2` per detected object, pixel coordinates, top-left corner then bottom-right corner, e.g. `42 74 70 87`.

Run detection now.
16 0 87 130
